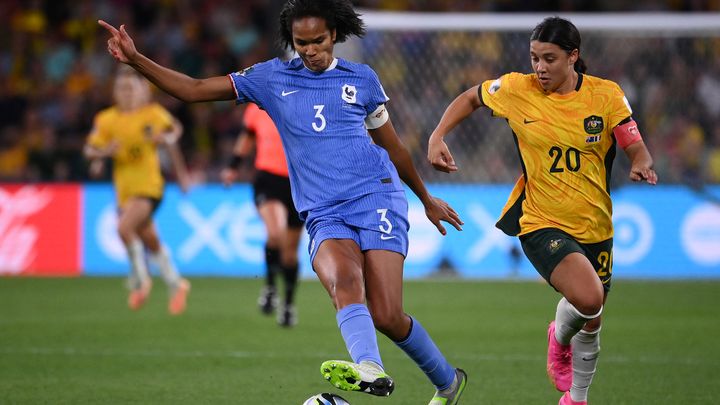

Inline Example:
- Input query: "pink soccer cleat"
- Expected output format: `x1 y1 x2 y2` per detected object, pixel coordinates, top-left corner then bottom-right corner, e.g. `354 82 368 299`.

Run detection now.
547 321 573 392
128 281 152 311
168 279 191 315
559 391 587 405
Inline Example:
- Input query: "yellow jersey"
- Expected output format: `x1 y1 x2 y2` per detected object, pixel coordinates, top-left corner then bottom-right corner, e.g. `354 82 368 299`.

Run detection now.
480 73 632 243
87 103 173 207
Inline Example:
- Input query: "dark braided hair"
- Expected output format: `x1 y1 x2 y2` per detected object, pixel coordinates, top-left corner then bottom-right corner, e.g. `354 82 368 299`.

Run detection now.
278 0 366 50
531 17 587 74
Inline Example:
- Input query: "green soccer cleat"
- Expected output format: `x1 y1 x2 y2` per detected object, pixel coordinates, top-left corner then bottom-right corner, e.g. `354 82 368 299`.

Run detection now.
429 368 467 405
320 360 394 397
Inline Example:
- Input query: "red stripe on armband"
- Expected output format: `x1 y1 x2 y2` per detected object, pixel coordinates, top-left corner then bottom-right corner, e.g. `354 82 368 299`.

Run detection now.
613 119 643 149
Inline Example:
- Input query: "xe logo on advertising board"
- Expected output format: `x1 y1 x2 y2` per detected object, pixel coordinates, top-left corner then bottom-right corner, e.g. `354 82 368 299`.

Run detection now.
0 185 80 276
4 183 720 278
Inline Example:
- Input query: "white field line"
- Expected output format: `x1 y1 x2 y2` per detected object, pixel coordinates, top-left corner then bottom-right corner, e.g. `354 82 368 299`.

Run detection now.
0 347 712 366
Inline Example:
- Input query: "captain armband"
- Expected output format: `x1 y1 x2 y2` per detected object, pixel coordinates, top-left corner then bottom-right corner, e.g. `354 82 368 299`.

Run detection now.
364 104 389 130
613 118 643 149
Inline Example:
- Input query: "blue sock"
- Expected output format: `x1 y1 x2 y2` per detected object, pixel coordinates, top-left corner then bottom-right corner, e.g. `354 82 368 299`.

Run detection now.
336 303 383 369
395 317 455 389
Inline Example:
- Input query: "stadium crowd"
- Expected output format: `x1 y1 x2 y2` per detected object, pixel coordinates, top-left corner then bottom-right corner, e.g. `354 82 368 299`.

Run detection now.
1 0 719 186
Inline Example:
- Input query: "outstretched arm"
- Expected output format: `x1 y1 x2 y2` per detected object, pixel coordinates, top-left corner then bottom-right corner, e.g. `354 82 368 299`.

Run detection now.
99 20 235 103
369 119 463 235
427 85 485 173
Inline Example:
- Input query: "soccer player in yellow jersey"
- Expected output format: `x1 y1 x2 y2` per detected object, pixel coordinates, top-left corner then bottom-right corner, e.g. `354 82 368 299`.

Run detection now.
428 17 657 405
84 67 191 315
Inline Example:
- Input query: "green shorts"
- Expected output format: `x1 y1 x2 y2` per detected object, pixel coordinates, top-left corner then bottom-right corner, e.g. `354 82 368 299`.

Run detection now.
520 228 613 292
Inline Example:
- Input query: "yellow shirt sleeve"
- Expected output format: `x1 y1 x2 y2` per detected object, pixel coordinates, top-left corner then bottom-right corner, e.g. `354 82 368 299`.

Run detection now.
480 72 521 119
150 103 174 132
607 81 633 129
86 111 112 148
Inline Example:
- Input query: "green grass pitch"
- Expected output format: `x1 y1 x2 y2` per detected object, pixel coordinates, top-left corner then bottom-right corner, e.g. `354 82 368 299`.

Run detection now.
1 277 718 404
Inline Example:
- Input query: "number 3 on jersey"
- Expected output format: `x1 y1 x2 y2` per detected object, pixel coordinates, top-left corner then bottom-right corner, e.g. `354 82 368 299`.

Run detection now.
376 208 396 240
312 105 326 132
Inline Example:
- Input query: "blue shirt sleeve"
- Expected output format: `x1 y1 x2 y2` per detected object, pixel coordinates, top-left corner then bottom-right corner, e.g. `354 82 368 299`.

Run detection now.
228 59 275 109
363 65 390 115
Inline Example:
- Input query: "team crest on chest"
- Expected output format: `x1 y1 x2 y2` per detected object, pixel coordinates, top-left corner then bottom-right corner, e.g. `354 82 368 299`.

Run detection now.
583 115 604 135
342 84 357 104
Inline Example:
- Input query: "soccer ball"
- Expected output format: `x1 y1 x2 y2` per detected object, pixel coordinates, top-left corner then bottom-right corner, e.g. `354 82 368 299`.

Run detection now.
302 392 350 405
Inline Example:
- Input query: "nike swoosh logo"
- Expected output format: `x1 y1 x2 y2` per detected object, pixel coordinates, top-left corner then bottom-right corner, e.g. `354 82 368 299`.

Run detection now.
524 118 538 124
582 355 598 361
380 234 396 240
281 90 299 96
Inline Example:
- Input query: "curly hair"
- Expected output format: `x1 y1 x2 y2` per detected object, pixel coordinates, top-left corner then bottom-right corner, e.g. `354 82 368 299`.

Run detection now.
278 0 366 50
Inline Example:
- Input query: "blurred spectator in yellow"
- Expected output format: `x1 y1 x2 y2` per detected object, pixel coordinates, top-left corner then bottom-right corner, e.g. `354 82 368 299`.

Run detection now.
0 126 27 180
671 118 705 186
705 122 720 184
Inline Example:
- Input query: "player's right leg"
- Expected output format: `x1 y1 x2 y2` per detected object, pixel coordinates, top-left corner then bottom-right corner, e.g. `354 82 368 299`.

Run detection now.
118 198 154 310
548 254 603 392
256 200 287 315
312 236 394 397
521 230 604 393
277 225 302 327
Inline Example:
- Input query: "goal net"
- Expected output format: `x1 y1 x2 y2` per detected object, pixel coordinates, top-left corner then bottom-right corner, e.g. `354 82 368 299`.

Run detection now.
339 12 720 185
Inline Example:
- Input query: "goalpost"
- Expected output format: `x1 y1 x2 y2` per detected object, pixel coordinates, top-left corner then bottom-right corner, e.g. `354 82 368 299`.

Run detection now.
340 12 720 185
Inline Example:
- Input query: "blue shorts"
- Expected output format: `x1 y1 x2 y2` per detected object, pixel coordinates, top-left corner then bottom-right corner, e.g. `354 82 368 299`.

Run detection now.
305 191 410 265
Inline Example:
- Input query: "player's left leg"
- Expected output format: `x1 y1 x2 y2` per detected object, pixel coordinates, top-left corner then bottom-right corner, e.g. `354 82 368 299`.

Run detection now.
139 220 189 315
563 295 605 404
364 250 466 405
118 198 154 310
559 239 612 403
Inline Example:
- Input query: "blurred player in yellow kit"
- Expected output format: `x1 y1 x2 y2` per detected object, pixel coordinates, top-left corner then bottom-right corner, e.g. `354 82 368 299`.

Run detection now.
84 67 191 315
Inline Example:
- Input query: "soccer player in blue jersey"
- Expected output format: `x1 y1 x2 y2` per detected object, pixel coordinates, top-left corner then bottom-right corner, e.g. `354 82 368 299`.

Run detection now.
99 1 467 403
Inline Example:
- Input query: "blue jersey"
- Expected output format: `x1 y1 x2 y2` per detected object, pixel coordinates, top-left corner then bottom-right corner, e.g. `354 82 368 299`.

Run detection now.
228 57 404 219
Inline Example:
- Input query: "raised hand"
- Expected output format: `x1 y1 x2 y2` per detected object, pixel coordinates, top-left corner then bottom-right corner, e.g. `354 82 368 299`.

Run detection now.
98 20 139 64
424 196 463 235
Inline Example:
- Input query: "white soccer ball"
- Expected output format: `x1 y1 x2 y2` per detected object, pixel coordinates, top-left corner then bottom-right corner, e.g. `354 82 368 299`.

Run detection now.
302 392 350 405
